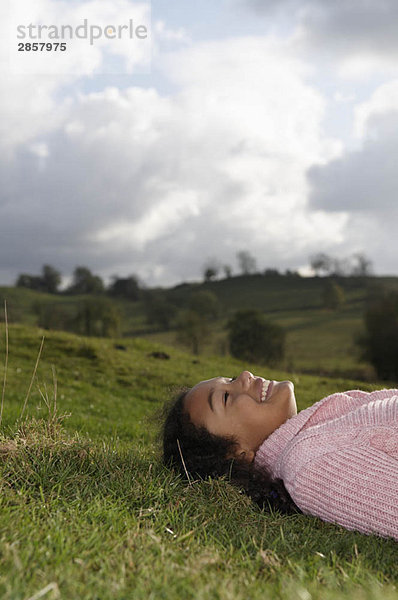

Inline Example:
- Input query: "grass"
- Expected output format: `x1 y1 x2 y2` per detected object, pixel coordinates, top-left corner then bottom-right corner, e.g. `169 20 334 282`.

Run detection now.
0 323 397 599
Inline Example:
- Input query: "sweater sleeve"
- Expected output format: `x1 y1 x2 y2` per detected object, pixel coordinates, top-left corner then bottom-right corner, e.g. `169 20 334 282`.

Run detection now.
289 444 398 541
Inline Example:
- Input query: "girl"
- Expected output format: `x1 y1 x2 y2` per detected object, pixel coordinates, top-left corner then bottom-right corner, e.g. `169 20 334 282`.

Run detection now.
163 371 398 541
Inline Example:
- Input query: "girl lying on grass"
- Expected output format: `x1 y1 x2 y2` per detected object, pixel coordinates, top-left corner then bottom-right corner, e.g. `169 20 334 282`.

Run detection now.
163 371 398 541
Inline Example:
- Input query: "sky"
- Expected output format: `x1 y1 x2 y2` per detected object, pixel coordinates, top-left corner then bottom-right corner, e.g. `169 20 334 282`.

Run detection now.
1 0 398 287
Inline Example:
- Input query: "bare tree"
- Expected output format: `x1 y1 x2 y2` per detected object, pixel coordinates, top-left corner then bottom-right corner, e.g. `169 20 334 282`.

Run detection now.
311 252 373 277
223 264 232 278
331 257 351 277
237 250 257 275
202 258 220 282
351 253 373 277
310 253 333 276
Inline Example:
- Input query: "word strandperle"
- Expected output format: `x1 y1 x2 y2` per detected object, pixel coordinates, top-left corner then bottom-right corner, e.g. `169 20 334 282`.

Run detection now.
17 19 148 46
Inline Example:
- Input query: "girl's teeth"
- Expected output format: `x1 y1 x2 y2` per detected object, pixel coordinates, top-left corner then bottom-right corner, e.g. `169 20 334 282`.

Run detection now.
261 380 270 401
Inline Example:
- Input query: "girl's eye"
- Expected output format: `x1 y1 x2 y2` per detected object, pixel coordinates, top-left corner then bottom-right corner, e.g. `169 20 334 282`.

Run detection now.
224 377 235 405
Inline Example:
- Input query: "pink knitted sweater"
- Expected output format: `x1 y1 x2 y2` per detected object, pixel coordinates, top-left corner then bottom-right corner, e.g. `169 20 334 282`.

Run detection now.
254 389 398 541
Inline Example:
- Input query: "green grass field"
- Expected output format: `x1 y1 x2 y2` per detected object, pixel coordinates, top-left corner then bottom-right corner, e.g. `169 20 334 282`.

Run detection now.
0 323 397 599
4 274 397 382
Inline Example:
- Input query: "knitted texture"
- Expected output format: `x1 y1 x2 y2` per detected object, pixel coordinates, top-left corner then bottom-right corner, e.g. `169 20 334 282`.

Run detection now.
254 389 398 541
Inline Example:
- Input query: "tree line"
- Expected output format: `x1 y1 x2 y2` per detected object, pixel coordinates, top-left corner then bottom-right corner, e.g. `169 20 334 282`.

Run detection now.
16 249 374 296
16 265 140 299
16 265 140 339
14 257 398 382
202 250 373 282
203 250 301 282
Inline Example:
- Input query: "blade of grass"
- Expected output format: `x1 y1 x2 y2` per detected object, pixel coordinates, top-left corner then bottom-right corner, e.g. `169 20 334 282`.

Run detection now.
0 299 8 427
37 383 51 412
20 335 45 420
52 364 57 417
26 581 60 600
177 438 193 486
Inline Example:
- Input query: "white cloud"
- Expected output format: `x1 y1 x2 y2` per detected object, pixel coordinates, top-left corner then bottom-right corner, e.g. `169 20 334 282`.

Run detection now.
333 91 356 104
0 0 151 158
0 35 348 285
154 20 190 44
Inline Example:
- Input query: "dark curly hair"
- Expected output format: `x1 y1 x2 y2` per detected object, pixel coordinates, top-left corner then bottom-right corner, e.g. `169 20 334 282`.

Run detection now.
163 389 302 515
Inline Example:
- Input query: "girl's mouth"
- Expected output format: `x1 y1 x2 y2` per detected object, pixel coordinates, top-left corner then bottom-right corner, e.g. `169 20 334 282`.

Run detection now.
261 379 274 402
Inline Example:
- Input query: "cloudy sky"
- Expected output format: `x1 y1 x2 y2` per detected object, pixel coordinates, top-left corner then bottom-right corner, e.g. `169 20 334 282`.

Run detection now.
1 0 398 286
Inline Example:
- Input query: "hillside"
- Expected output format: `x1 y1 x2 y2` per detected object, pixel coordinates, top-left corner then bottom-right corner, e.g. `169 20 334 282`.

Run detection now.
0 324 397 599
0 323 367 436
2 274 398 381
144 275 398 380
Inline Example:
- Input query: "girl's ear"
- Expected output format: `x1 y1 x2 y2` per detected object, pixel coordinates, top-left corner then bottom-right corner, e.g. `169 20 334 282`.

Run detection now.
236 448 255 464
227 442 255 464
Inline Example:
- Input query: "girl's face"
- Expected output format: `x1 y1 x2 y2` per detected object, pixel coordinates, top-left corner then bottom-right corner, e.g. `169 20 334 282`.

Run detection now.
184 370 297 463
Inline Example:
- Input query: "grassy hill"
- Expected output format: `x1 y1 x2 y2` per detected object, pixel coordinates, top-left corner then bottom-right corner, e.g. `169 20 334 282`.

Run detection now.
0 324 397 598
144 275 398 380
0 326 398 600
2 274 398 381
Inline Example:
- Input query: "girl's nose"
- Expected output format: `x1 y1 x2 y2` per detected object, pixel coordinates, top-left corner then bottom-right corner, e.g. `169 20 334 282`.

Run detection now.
237 370 253 384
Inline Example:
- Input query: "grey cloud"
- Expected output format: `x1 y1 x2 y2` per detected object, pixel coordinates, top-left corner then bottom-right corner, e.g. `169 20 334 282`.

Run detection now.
306 109 398 276
308 110 398 213
240 0 398 59
0 90 253 285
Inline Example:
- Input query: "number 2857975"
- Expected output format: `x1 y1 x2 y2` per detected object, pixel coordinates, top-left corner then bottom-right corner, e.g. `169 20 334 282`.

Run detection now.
18 42 67 51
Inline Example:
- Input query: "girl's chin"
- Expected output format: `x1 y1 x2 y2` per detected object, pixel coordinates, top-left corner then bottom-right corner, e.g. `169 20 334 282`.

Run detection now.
269 380 296 404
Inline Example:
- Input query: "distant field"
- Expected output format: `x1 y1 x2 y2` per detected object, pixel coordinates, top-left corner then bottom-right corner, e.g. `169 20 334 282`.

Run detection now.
0 324 397 599
2 274 398 381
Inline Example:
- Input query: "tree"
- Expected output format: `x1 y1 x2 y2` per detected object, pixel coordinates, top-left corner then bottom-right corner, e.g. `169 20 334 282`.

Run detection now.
284 269 300 278
68 266 104 295
237 250 257 275
203 259 220 282
310 253 333 276
351 253 373 277
74 298 120 337
223 264 232 278
176 291 220 354
16 264 61 293
189 291 220 320
32 300 68 330
310 252 373 277
331 257 351 277
16 274 43 291
41 264 61 294
176 310 208 355
204 267 217 282
322 280 345 310
358 291 398 381
264 268 281 277
109 275 140 300
144 293 176 331
227 310 285 364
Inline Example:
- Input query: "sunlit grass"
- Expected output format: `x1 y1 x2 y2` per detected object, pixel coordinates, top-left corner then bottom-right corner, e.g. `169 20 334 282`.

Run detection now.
0 323 396 599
